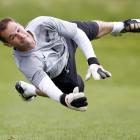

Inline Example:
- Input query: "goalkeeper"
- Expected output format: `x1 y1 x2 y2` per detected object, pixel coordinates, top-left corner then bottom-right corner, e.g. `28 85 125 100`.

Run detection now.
0 17 139 111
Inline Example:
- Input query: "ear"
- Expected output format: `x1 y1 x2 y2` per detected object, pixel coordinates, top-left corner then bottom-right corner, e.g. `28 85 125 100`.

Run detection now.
3 42 12 48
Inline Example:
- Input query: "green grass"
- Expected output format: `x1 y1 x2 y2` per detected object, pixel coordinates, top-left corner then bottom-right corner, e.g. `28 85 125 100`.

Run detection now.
0 84 140 140
1 38 140 140
1 0 140 139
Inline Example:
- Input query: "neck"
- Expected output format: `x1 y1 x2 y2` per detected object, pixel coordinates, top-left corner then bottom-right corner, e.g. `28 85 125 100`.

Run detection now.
16 40 35 52
15 45 35 52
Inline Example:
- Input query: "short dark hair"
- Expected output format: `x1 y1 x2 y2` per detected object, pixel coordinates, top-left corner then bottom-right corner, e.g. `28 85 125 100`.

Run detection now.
0 18 14 43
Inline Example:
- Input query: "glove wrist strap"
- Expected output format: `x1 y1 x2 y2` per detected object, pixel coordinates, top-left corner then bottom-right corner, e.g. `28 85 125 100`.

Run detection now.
88 57 100 65
60 94 67 107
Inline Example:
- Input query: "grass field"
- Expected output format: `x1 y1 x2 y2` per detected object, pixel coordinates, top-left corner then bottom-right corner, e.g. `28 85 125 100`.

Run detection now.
0 0 140 140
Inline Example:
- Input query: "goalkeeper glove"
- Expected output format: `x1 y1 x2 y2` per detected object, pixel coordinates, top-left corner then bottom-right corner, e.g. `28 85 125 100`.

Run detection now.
85 57 111 80
60 87 88 111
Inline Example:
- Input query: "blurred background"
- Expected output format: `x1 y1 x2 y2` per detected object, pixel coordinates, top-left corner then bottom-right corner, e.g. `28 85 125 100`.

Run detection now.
0 0 140 140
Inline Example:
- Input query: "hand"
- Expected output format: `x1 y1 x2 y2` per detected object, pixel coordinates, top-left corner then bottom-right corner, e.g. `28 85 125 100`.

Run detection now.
85 64 111 80
60 87 88 111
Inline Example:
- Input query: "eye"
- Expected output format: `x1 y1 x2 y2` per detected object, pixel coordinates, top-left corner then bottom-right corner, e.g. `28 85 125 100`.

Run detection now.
9 35 16 40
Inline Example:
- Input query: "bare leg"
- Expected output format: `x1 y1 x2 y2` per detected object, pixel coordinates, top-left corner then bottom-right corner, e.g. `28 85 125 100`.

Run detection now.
95 21 114 38
94 19 140 38
36 88 48 97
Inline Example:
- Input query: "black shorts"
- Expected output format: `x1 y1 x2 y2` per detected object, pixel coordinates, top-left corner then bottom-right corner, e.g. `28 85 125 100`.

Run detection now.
52 21 99 94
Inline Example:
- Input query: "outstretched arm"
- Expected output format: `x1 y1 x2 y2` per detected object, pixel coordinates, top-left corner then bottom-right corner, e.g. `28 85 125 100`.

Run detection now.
15 76 88 112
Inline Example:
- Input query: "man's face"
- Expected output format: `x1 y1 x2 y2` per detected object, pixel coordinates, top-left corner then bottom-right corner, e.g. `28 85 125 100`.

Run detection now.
1 21 34 49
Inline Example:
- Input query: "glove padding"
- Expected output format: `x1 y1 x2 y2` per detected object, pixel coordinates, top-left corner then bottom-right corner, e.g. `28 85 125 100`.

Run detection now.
85 64 111 80
60 87 88 112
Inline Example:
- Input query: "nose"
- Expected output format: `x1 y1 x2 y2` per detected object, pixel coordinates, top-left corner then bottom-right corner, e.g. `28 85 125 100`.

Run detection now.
16 33 25 40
